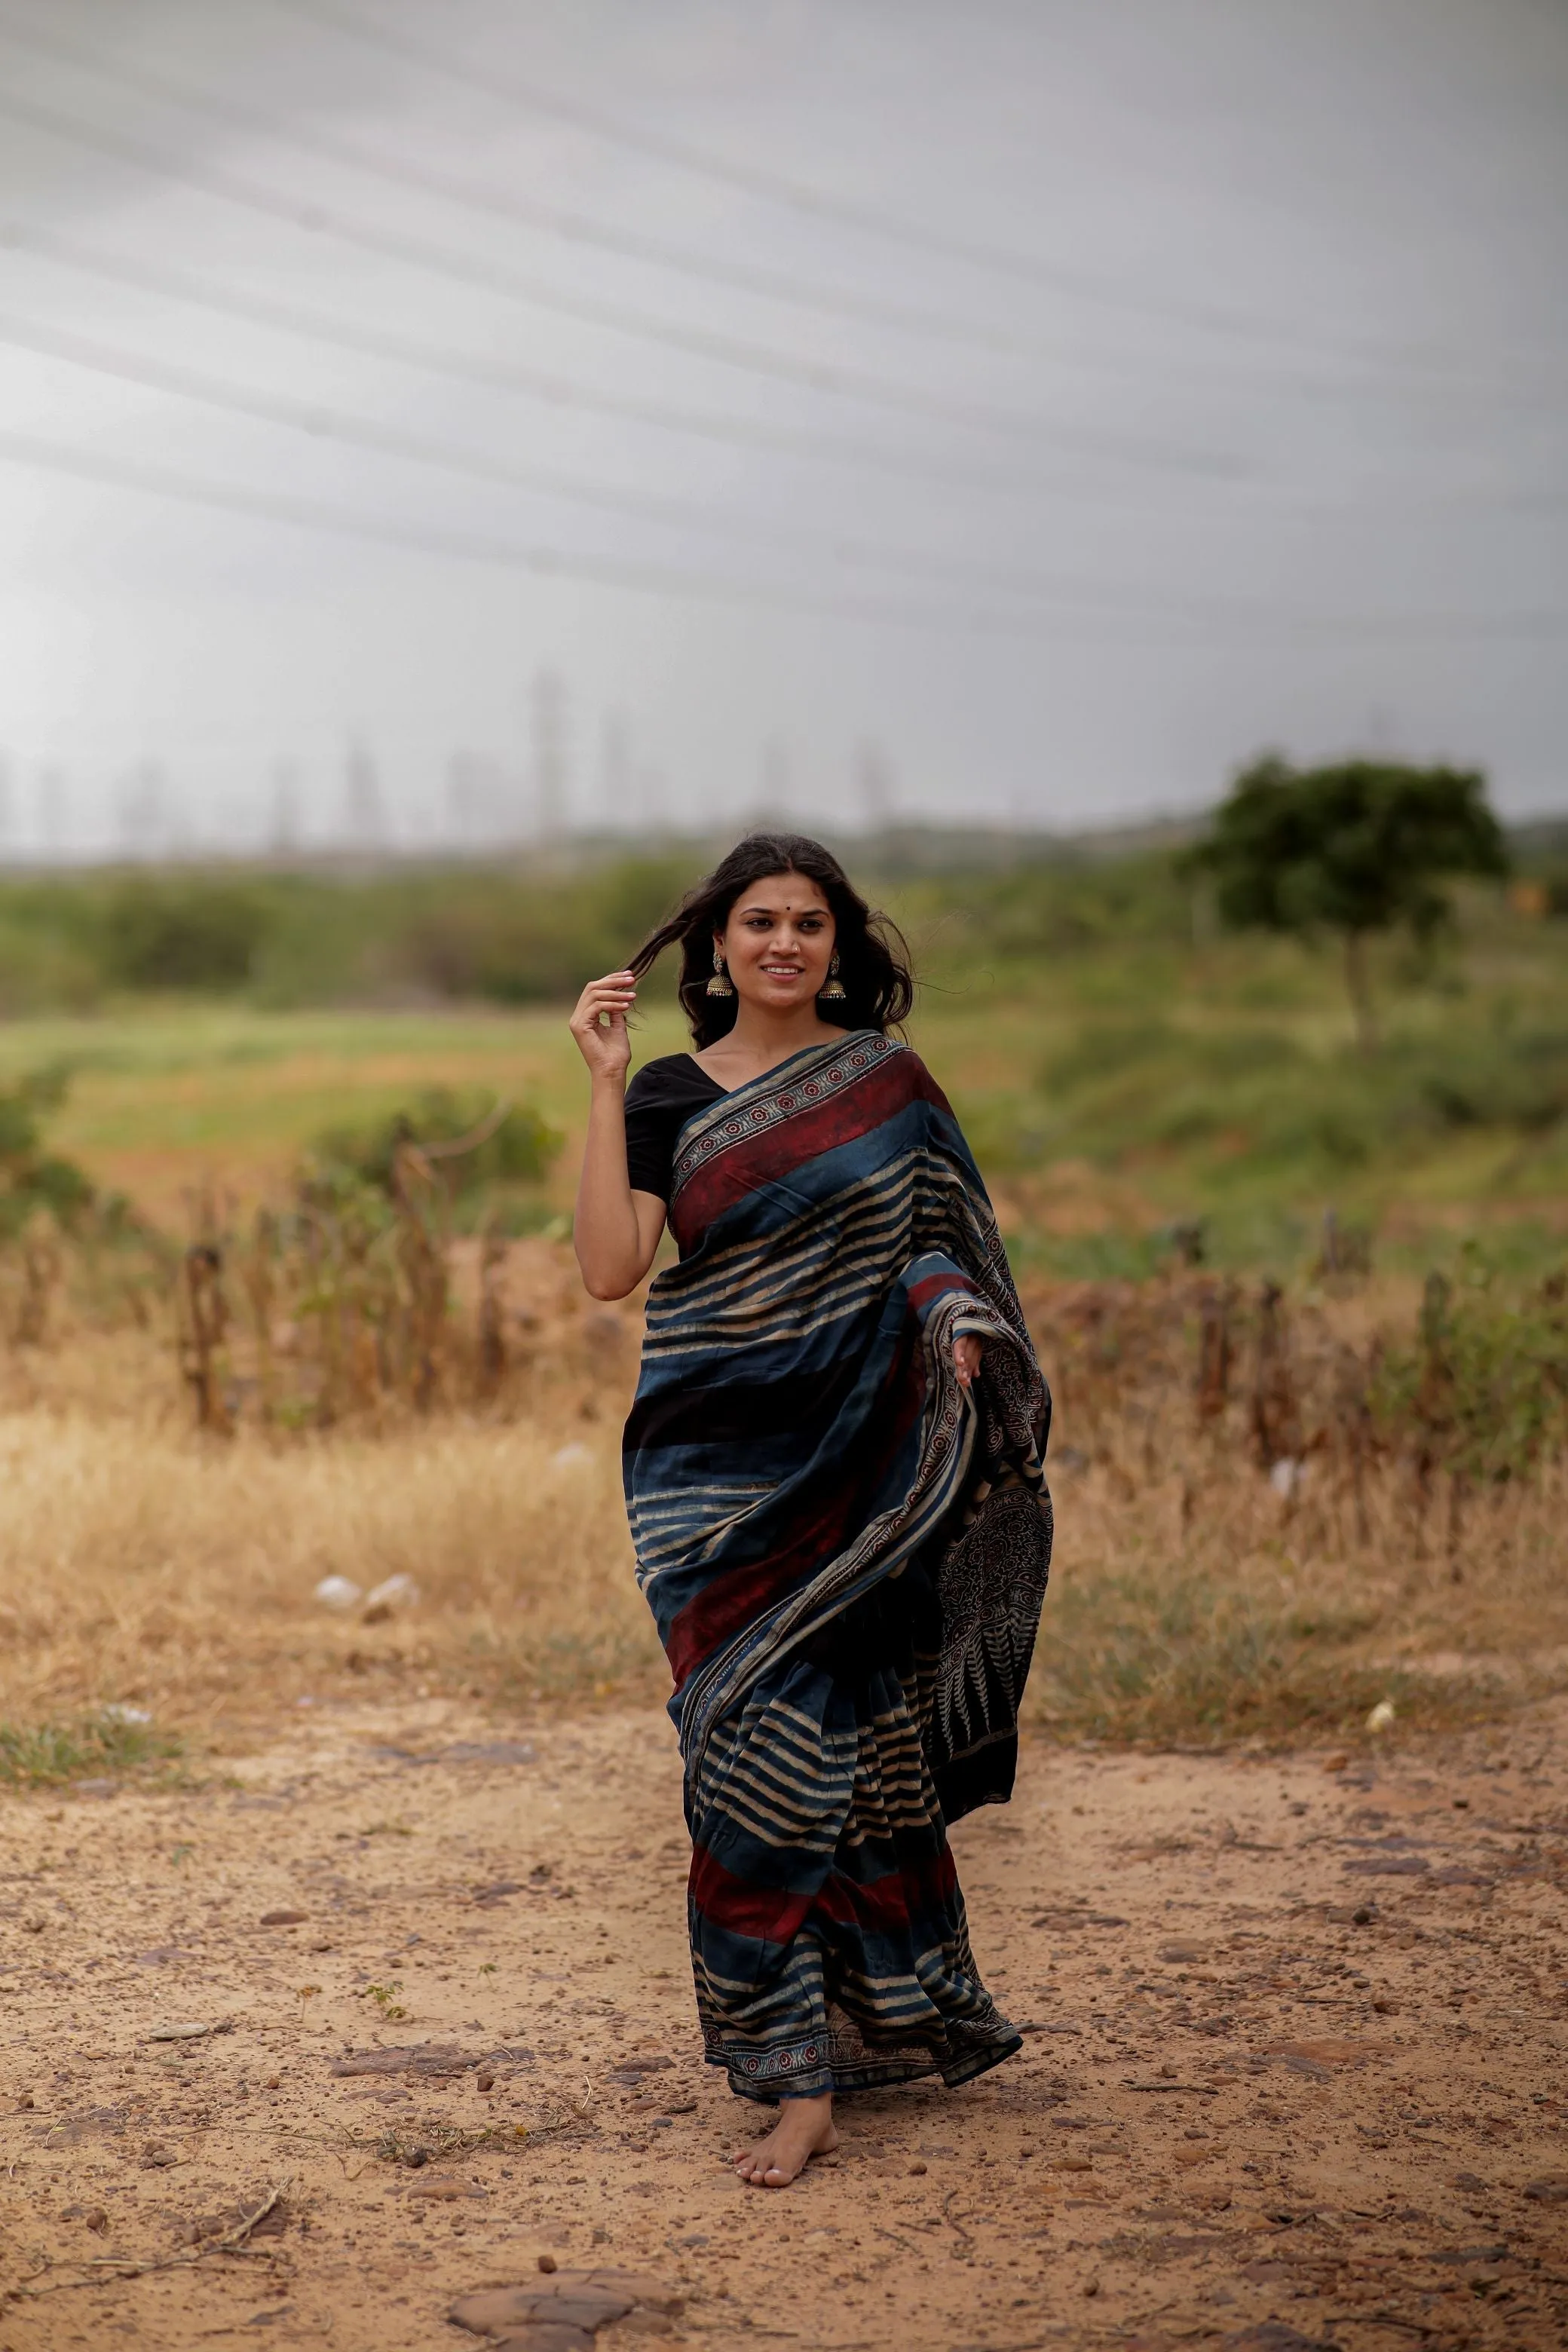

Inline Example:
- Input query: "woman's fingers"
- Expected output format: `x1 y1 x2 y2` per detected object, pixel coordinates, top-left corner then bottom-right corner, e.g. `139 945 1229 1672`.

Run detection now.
575 975 636 1009
570 972 638 1037
568 972 639 1072
577 994 632 1027
953 1334 985 1386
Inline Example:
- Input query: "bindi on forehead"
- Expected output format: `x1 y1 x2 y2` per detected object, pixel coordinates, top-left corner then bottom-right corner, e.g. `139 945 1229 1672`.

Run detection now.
734 876 830 917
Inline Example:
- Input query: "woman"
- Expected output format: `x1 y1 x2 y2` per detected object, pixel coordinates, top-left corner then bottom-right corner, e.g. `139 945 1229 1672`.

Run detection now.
569 834 1051 2191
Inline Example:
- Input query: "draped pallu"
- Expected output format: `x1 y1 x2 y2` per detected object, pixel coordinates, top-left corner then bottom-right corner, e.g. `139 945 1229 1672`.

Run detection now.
623 1032 1052 2102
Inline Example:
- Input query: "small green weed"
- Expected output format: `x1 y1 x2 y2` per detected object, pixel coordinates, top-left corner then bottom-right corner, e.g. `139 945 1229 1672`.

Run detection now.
0 1710 183 1789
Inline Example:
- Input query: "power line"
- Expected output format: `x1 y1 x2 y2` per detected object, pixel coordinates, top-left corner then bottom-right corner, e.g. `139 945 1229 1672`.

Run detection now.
0 302 1419 623
0 305 1162 604
0 427 1560 645
0 220 1037 501
7 222 1560 527
0 424 999 627
265 0 1568 390
15 2 1538 413
0 84 1235 479
0 2 1070 375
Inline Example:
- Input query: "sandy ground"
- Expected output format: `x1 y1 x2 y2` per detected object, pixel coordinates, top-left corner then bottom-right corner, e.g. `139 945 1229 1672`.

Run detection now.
2 1698 1566 2352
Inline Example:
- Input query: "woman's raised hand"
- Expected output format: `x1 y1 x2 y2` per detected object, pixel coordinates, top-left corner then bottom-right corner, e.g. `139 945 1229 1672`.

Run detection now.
570 970 637 1082
954 1334 985 1389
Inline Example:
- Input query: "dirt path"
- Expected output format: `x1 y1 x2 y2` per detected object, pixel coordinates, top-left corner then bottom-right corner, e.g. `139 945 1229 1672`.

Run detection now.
2 1698 1566 2350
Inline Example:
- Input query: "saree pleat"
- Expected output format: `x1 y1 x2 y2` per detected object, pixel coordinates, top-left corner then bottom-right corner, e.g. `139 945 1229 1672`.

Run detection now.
623 1031 1051 2103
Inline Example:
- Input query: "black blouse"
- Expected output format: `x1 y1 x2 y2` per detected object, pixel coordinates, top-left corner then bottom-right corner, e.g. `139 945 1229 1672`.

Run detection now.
624 1053 727 1201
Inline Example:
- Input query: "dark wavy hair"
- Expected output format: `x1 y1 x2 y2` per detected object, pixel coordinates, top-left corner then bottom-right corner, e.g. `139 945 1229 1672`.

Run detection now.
629 833 915 1049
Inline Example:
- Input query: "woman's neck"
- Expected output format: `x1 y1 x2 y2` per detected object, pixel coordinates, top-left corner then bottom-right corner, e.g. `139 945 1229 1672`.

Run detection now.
696 1006 844 1081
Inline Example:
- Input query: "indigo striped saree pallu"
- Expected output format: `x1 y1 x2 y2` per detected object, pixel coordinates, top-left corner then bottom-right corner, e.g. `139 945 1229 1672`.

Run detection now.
624 1031 1052 2103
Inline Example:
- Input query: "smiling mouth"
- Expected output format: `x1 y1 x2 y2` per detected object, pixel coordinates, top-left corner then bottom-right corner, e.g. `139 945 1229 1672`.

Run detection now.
760 963 804 977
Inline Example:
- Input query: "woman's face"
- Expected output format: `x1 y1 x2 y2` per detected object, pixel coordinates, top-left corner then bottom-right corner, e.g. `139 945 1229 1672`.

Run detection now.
718 871 836 1013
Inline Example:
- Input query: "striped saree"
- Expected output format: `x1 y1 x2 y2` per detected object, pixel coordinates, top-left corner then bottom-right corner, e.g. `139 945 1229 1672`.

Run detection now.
624 1031 1052 2103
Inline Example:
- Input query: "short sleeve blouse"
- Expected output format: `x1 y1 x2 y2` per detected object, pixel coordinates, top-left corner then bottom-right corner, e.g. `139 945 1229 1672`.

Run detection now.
623 1053 727 1202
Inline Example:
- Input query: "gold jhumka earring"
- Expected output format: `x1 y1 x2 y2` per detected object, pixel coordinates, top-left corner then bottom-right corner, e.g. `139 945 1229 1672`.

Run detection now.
818 952 847 1002
706 943 735 998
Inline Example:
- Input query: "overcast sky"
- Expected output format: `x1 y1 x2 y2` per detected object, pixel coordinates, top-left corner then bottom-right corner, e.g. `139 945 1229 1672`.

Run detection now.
0 0 1563 856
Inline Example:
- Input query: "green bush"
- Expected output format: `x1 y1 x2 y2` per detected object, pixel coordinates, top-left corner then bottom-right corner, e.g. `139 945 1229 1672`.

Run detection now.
311 1087 562 1230
355 859 691 1006
1373 1263 1568 1484
1413 1028 1568 1131
0 1067 95 1238
100 878 273 991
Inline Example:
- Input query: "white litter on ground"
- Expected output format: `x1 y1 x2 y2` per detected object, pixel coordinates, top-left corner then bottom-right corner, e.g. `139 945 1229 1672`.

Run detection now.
364 1573 420 1612
314 1576 362 1611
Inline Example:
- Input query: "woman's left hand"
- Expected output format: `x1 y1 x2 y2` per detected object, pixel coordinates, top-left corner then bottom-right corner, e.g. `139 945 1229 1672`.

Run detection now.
954 1335 984 1389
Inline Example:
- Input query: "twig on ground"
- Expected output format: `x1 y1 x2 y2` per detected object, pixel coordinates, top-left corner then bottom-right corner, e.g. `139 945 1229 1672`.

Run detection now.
216 2188 285 2251
871 2224 917 2256
940 2187 975 2257
15 2184 289 2299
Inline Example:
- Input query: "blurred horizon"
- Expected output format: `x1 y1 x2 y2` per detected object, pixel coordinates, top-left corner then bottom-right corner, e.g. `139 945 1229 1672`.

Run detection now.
0 802 1563 879
0 800 1213 874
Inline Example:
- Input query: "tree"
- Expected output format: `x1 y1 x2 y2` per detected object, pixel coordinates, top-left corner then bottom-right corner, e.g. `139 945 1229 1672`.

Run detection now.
1187 755 1508 1049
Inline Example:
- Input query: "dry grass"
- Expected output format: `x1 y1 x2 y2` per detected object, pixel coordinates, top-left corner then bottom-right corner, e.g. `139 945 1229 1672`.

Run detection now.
0 1246 1566 1765
1033 1447 1568 1744
1019 1269 1568 1742
0 1329 660 1738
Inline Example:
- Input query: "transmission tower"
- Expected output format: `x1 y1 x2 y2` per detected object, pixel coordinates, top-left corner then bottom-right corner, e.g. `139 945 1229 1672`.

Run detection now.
531 669 568 841
758 735 792 823
343 737 386 850
856 740 896 835
118 761 171 861
270 758 302 857
599 710 632 836
446 750 481 850
38 764 70 860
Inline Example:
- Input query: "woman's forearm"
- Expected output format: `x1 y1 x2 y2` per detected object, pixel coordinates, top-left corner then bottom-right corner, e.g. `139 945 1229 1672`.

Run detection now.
574 1076 648 1298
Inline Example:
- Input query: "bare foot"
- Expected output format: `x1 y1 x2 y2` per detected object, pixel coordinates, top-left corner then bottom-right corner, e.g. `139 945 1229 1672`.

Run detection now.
733 2092 838 2188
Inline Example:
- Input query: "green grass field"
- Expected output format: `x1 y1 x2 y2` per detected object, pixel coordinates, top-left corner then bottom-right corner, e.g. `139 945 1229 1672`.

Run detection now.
0 853 1564 1273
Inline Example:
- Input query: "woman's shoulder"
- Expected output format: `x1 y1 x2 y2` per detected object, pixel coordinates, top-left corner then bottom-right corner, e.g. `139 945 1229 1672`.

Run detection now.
865 1033 929 1079
875 1037 950 1110
625 1052 726 1109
